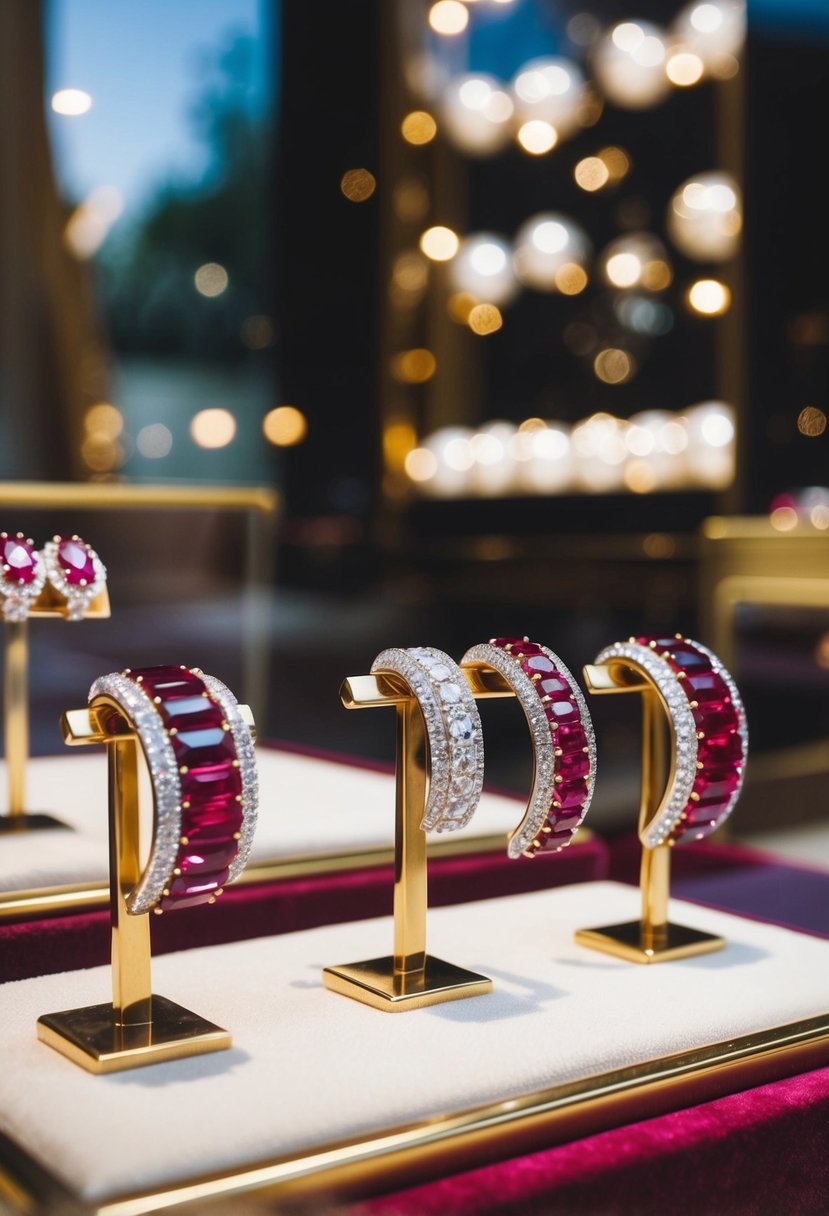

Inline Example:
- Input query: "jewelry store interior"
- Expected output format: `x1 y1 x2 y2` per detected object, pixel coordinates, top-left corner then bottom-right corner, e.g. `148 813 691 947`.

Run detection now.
0 1 827 1212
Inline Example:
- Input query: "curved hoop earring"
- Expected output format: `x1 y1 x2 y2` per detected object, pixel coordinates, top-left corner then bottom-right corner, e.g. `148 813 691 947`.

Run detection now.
462 636 596 858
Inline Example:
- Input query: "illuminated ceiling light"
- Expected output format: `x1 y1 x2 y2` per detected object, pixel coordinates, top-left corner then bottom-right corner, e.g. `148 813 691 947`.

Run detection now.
468 303 503 335
136 423 173 459
516 120 558 154
263 406 308 447
769 506 798 532
666 50 704 86
554 263 588 295
190 408 237 449
51 88 92 115
797 406 827 437
404 448 438 482
420 225 459 261
429 0 468 35
391 349 437 383
687 278 731 315
401 110 437 145
194 263 229 297
340 168 376 202
606 252 642 288
84 402 123 439
574 156 609 191
593 348 635 384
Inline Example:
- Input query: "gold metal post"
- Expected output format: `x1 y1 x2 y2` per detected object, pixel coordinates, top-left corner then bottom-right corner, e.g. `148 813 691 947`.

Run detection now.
1 585 111 833
574 660 725 963
36 697 239 1071
323 672 496 1011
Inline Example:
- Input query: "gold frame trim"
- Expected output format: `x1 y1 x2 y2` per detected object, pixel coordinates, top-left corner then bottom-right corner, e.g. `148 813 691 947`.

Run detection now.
1 1012 826 1213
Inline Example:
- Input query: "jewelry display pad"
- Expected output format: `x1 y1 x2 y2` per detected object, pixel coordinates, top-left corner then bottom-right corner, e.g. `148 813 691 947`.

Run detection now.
0 748 525 905
0 881 827 1212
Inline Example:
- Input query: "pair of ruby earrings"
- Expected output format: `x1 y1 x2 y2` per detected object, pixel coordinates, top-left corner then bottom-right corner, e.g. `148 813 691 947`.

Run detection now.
0 532 107 622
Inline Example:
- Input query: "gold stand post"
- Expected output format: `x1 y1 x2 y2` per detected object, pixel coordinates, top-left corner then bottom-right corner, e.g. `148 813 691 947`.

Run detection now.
36 697 233 1071
574 661 725 964
322 670 511 1011
1 586 111 833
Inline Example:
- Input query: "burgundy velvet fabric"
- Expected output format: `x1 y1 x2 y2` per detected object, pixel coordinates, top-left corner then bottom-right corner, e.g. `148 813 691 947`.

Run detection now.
350 1066 829 1216
0 836 608 983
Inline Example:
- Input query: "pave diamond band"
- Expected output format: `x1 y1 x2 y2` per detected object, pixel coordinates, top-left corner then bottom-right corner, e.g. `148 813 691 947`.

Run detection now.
371 647 484 832
595 635 747 847
89 665 257 914
463 638 596 858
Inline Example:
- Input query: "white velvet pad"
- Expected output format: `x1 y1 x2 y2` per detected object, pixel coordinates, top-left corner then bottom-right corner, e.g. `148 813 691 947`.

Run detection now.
0 750 522 892
0 881 827 1202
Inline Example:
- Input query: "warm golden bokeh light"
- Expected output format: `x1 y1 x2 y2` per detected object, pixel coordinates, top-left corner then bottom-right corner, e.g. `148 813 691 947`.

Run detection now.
517 120 558 155
419 225 459 261
190 408 237 449
263 406 308 447
815 632 829 669
392 253 428 293
447 291 478 323
554 263 588 295
600 145 631 181
428 0 469 35
625 460 658 494
401 111 437 145
643 532 676 558
770 505 798 532
51 88 92 115
383 420 417 471
605 252 641 288
404 448 438 482
340 168 377 202
666 51 704 86
468 303 503 335
194 263 229 297
391 349 437 383
84 402 123 439
574 156 609 192
518 417 547 433
641 259 673 291
80 435 123 472
811 504 829 530
593 348 634 384
797 406 827 437
687 278 731 315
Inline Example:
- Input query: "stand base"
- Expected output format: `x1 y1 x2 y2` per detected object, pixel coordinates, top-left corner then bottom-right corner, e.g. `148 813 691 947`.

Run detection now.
37 994 231 1073
0 813 71 834
323 954 493 1012
575 920 726 964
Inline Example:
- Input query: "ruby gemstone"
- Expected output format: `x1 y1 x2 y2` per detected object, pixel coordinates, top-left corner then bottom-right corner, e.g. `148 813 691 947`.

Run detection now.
185 804 244 841
1 536 38 585
698 733 744 768
130 666 205 701
554 778 586 809
522 655 557 677
557 750 590 781
539 673 572 698
697 709 739 742
492 637 542 656
545 698 580 724
173 725 236 769
693 766 741 803
556 723 588 754
56 536 96 585
181 761 242 804
163 698 222 733
180 841 238 874
685 671 731 711
549 808 582 833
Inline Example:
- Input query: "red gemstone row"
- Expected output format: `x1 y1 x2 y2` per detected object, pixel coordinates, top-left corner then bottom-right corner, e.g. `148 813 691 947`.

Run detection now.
1 533 96 587
127 665 243 911
491 637 590 854
636 636 745 842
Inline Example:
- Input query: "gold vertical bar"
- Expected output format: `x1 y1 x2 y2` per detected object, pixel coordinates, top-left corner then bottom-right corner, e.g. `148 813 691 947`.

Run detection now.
109 737 152 1027
393 698 428 975
639 688 670 950
3 621 29 817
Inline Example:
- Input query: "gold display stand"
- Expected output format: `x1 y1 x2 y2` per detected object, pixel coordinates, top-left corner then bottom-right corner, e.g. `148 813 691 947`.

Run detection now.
0 584 110 834
324 665 514 1011
575 658 725 963
36 695 241 1073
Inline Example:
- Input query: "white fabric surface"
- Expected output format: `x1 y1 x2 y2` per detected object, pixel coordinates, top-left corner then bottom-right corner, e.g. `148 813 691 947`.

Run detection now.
0 881 826 1202
0 750 523 892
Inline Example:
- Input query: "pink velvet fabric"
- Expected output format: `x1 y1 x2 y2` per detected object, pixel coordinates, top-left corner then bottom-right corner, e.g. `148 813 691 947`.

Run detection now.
349 1066 829 1216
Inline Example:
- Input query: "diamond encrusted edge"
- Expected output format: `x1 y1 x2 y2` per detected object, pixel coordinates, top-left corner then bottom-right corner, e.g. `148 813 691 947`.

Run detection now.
371 647 484 833
0 542 46 621
687 637 749 832
43 538 107 621
539 643 597 848
595 641 698 848
462 643 557 859
201 673 259 883
89 672 182 914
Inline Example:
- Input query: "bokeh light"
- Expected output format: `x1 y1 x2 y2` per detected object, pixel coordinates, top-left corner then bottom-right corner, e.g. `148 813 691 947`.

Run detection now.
516 120 558 155
194 263 229 297
340 168 377 202
797 407 827 437
190 408 237 448
420 225 459 261
468 303 503 335
136 423 173 459
51 88 92 115
401 111 437 145
687 278 731 315
391 349 437 383
428 0 468 35
263 406 308 446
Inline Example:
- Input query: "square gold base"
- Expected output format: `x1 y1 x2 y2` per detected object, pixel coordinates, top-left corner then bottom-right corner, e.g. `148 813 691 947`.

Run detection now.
0 813 71 834
323 955 493 1011
37 994 231 1073
575 920 726 964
